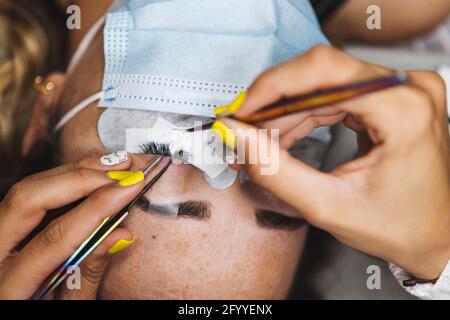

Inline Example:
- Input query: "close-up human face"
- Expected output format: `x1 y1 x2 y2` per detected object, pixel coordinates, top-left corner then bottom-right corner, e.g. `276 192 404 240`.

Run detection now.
56 31 308 300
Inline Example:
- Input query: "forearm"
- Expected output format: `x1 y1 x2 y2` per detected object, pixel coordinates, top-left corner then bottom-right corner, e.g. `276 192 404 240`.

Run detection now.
324 0 450 43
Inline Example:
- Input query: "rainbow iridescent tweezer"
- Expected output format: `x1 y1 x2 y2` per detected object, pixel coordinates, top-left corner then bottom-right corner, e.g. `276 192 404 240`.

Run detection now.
36 155 171 300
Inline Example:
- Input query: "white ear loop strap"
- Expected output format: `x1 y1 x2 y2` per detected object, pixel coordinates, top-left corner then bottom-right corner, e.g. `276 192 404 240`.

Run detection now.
53 91 104 133
437 65 450 120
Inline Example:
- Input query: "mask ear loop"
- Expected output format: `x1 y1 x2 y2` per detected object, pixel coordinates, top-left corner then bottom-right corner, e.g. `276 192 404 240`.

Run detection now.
53 91 104 133
67 17 105 75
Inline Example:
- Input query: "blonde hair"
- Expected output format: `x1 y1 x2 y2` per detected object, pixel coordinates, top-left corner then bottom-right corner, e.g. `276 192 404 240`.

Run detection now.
0 1 48 166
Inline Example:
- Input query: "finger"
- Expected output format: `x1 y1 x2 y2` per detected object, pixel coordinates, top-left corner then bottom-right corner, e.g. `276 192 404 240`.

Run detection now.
0 153 133 259
219 118 335 225
57 228 134 300
24 152 131 181
343 114 366 134
1 179 144 299
235 45 389 118
257 105 346 135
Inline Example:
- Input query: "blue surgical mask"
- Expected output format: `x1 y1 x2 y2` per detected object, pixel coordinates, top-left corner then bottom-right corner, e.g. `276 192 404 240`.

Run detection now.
98 0 329 117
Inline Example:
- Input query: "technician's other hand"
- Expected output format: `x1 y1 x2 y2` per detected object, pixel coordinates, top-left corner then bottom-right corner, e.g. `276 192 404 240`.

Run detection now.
0 153 140 299
219 45 450 281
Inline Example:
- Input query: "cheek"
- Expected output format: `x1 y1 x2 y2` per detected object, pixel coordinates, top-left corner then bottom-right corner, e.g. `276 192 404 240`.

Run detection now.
100 205 306 299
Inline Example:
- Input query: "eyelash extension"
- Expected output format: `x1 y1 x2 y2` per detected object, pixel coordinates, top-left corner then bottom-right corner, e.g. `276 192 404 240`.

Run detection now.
255 210 307 231
139 141 189 161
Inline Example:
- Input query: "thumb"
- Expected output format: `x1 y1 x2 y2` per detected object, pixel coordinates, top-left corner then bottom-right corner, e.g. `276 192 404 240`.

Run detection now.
56 228 135 300
216 118 337 226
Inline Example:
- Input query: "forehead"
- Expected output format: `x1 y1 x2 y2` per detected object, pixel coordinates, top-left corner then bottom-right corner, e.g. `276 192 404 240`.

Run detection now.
56 23 307 300
55 29 105 162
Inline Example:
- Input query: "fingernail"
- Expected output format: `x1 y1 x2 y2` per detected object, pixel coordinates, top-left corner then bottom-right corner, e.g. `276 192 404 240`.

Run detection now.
100 150 128 166
212 121 236 149
214 91 247 117
107 171 134 181
108 234 136 255
118 171 144 187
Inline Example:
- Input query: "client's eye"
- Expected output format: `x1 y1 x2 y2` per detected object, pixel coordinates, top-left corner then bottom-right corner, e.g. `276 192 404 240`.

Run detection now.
255 210 307 231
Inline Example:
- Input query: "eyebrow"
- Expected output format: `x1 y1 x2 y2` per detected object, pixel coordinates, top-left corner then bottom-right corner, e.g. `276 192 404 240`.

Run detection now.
134 197 212 220
255 210 307 231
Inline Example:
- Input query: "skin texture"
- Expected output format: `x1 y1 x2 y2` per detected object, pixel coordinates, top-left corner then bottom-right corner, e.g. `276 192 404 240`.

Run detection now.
14 0 447 299
55 31 307 299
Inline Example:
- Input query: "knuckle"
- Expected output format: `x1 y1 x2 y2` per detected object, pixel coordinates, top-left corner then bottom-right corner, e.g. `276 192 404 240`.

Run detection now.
70 158 85 172
73 168 95 185
253 69 281 95
39 219 66 247
88 186 113 205
244 163 262 181
308 45 338 68
3 181 28 211
307 45 362 80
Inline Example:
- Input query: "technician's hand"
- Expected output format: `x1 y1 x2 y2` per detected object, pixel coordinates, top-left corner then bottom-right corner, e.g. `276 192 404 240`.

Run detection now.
0 153 141 299
217 45 450 281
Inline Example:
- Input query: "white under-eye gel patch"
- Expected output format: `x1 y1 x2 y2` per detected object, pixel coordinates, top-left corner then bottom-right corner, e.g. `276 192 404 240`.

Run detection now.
97 108 209 151
98 111 238 188
147 202 180 219
126 127 229 179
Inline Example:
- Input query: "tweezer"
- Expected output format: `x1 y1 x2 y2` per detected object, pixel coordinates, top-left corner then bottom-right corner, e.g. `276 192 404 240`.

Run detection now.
36 155 171 300
186 73 409 132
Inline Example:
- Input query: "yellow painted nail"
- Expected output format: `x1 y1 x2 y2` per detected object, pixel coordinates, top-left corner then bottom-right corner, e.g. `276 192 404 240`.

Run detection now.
212 121 236 149
108 234 136 255
118 171 144 187
214 91 247 117
107 171 134 181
